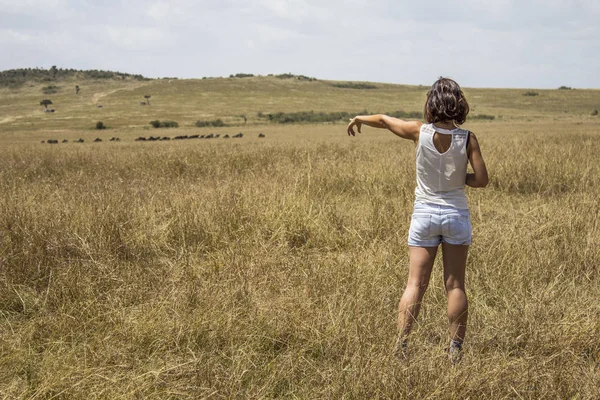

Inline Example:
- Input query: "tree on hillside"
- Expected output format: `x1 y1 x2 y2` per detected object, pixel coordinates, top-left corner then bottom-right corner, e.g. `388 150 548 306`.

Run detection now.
40 99 53 109
144 94 151 105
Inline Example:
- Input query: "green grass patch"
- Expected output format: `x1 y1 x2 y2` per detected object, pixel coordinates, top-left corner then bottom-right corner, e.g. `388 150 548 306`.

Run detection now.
150 120 179 128
195 119 227 128
331 82 378 89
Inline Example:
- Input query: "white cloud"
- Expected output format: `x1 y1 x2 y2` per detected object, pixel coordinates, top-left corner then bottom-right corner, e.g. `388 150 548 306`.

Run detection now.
0 0 70 13
0 29 32 43
0 0 598 88
104 26 177 49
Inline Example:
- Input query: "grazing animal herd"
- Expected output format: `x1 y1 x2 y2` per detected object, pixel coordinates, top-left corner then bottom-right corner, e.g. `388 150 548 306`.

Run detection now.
41 133 266 144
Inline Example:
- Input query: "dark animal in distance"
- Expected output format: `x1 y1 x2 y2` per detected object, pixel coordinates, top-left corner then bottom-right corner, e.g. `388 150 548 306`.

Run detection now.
233 132 244 138
109 137 121 141
75 138 84 143
62 139 68 143
258 133 266 138
47 139 59 144
223 134 230 138
93 138 102 142
135 137 147 141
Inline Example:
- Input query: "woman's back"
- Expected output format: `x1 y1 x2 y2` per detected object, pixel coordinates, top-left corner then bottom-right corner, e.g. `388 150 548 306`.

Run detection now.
415 123 469 209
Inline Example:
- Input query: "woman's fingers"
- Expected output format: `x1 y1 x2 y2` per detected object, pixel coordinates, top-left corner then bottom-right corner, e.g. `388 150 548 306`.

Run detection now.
347 118 360 136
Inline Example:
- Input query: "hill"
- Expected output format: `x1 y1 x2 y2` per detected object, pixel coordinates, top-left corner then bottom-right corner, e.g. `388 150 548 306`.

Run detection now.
0 68 599 135
0 66 148 88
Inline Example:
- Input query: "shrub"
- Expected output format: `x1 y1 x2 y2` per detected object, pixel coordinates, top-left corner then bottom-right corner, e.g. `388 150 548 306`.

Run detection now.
266 111 352 124
150 120 179 128
296 75 317 81
470 114 496 120
388 110 423 119
162 120 178 128
95 121 107 130
523 91 539 96
558 86 572 90
195 119 226 128
43 85 58 94
275 73 317 81
592 109 598 116
0 67 149 88
257 110 422 124
230 73 254 78
331 82 378 90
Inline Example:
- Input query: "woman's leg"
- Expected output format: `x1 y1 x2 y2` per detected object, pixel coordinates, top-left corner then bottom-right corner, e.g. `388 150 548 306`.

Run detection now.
441 242 469 342
396 246 438 341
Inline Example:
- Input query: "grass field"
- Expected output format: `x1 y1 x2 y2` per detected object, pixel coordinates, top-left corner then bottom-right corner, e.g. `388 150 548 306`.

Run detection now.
1 75 599 398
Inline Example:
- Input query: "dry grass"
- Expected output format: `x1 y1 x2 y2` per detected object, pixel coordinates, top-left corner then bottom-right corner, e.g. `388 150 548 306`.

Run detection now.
1 77 600 398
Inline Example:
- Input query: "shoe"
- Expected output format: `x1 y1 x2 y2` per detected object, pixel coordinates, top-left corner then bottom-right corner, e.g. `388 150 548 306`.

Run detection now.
448 344 463 365
393 337 408 361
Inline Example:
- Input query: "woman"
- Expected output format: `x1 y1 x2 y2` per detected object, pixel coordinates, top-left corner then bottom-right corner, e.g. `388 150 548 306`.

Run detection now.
347 77 489 363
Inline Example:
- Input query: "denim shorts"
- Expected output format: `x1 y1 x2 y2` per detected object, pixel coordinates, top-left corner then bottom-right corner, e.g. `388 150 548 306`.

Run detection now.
408 202 472 247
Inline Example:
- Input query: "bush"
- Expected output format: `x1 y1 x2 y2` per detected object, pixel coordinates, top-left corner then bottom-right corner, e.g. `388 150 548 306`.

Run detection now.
162 120 179 128
592 109 598 116
43 85 58 94
230 73 254 78
558 86 572 90
275 73 317 81
331 82 378 90
266 111 352 124
0 67 149 88
150 120 179 128
258 110 422 124
195 119 226 127
523 91 539 97
388 110 423 119
95 121 107 130
470 114 496 120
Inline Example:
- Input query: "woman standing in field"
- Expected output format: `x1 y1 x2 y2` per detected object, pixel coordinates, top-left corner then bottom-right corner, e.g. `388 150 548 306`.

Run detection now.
347 77 489 363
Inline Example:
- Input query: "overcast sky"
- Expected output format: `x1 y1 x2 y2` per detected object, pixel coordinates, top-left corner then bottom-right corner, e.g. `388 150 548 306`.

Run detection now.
1 0 598 88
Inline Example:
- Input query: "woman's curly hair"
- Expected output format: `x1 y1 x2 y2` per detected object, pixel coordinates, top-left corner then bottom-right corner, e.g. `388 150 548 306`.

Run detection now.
424 77 469 125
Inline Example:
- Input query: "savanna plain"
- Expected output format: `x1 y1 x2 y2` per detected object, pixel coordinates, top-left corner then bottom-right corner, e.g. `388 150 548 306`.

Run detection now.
1 72 599 399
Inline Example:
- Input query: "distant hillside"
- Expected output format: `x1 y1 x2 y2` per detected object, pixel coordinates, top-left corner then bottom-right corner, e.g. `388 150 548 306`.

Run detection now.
1 68 598 134
0 66 150 88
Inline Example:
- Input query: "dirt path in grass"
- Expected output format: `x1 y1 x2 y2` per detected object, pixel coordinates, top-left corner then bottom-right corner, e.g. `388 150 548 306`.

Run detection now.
92 83 149 105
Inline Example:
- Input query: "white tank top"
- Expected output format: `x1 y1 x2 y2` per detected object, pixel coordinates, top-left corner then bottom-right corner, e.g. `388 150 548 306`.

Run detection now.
414 123 469 209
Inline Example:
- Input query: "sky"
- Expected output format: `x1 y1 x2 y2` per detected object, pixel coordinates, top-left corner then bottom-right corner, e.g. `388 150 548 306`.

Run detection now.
1 0 599 89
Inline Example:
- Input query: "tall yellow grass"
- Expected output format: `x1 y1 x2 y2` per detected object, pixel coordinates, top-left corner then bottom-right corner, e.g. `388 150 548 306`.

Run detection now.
1 119 599 398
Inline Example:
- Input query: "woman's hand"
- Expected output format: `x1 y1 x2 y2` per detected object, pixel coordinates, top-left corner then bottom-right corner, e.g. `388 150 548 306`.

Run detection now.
347 117 362 136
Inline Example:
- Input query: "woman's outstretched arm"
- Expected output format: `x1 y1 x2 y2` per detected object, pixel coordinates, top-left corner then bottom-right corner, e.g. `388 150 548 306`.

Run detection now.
347 115 422 142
